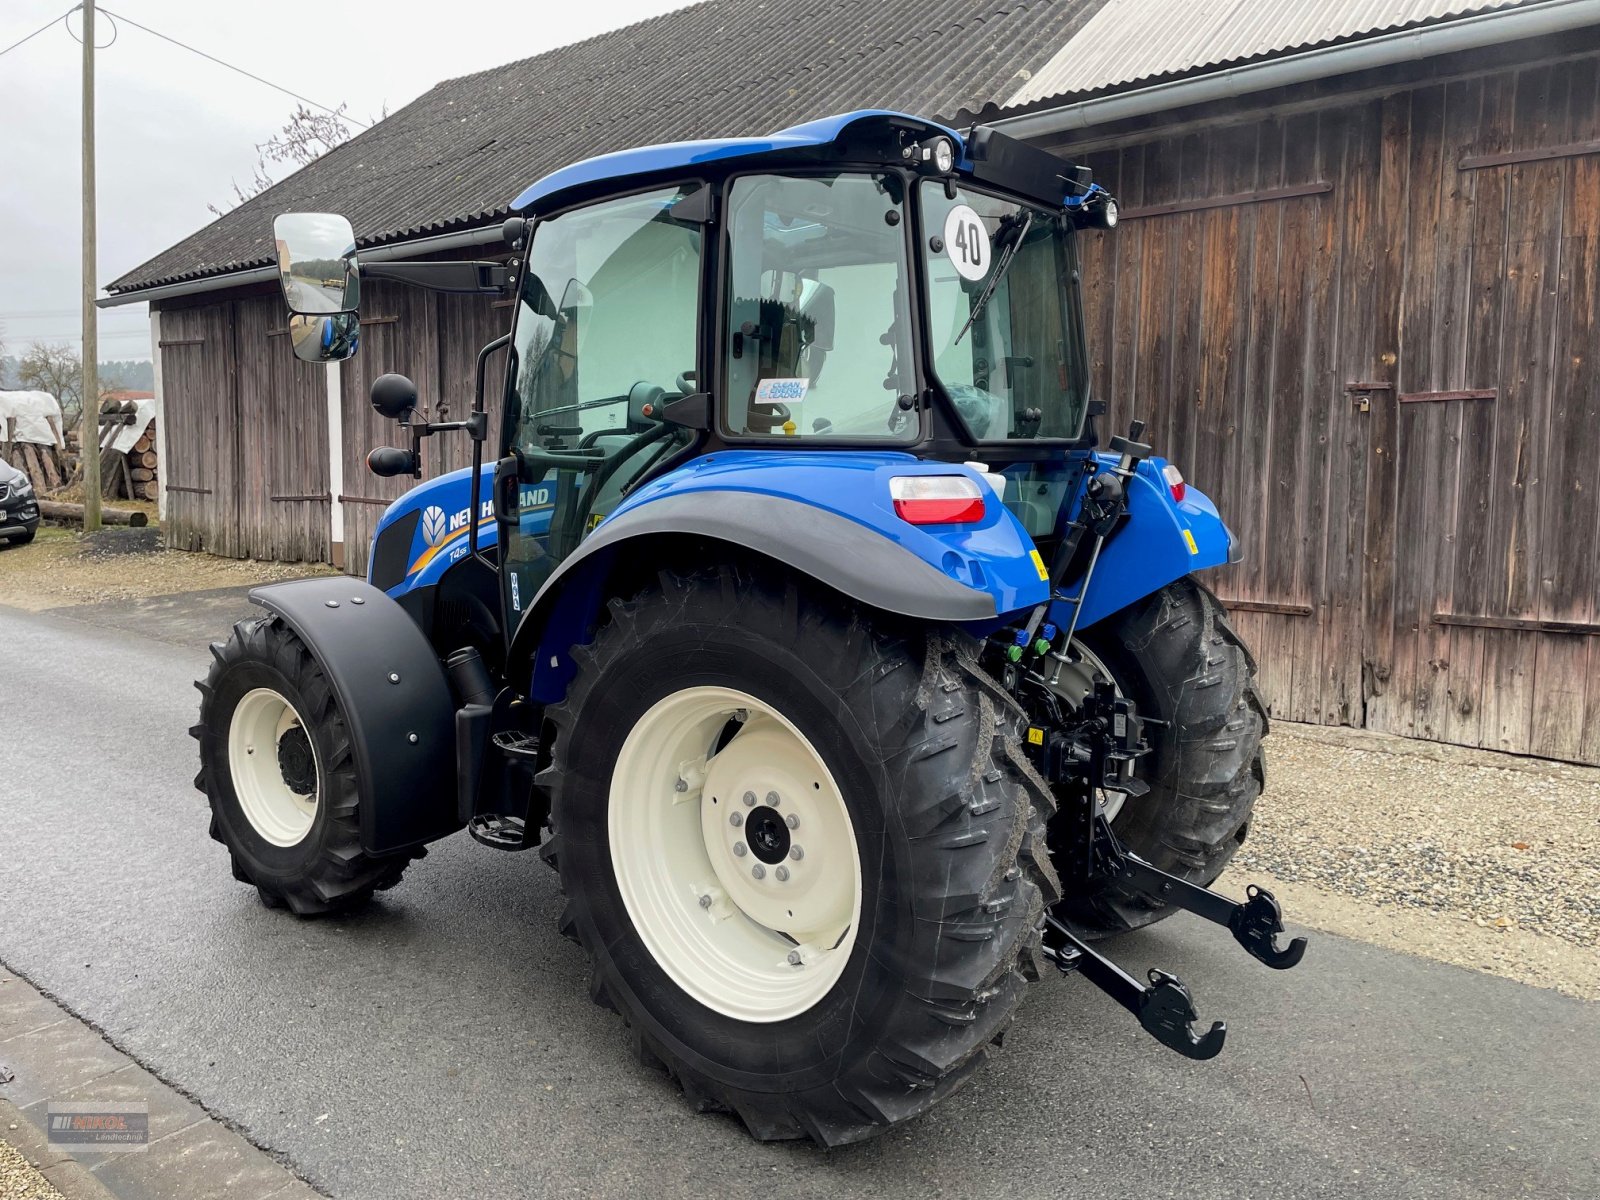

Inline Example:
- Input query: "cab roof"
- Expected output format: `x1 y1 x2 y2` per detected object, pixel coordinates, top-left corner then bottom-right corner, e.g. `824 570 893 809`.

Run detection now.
508 110 964 214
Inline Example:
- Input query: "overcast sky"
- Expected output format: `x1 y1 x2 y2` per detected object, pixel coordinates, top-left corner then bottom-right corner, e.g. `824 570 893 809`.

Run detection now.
0 0 695 363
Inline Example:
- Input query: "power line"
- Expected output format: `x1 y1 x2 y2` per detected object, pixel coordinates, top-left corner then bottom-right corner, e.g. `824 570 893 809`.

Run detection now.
99 8 369 127
0 6 72 59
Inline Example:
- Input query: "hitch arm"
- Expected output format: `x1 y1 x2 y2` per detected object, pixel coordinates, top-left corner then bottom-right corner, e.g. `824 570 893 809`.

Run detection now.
1042 914 1226 1060
1112 854 1308 970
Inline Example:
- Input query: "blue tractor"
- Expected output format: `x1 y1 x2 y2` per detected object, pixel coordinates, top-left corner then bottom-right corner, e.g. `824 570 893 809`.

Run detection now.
195 111 1303 1144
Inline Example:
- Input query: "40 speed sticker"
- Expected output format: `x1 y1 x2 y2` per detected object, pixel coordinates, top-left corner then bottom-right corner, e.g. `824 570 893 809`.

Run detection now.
943 203 990 282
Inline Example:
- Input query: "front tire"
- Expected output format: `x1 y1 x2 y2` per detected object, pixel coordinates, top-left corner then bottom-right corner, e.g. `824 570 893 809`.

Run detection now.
193 617 417 915
541 566 1058 1145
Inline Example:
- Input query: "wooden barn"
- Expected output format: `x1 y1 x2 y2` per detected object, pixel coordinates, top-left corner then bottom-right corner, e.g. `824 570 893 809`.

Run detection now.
101 0 1600 764
985 0 1600 762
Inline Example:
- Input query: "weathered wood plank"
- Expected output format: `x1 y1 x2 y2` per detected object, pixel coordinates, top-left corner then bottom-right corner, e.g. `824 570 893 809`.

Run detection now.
1359 91 1412 731
1386 82 1448 740
1320 100 1381 727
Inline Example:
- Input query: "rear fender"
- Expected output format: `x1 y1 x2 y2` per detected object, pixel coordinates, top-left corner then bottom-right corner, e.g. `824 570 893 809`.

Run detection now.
508 450 1051 700
249 576 461 853
1053 456 1232 632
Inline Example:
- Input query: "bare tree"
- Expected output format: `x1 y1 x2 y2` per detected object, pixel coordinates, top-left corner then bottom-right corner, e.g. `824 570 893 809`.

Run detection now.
17 342 84 429
211 103 383 217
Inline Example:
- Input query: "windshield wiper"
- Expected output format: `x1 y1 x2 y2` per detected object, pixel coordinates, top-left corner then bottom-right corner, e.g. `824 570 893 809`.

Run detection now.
953 210 1032 346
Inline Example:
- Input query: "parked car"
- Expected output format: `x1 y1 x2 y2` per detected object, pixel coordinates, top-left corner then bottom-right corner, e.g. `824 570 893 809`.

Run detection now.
0 459 40 545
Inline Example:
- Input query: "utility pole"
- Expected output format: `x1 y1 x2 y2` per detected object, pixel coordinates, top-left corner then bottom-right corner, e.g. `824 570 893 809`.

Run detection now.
81 0 101 530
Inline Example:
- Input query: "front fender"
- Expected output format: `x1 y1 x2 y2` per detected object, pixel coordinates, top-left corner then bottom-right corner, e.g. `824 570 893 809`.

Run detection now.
510 450 1051 700
249 577 461 853
1052 457 1232 632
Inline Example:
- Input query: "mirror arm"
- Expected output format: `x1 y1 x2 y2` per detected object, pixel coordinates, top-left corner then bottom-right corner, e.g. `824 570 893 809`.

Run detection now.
358 260 511 296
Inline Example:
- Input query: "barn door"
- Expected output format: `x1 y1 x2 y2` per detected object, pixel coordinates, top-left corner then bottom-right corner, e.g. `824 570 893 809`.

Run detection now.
338 282 439 577
1361 72 1600 763
158 304 241 556
1079 111 1360 727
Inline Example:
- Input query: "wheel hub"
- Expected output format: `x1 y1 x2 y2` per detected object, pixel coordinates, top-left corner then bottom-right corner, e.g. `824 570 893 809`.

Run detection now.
276 725 317 796
608 686 862 1023
227 688 320 848
743 804 790 863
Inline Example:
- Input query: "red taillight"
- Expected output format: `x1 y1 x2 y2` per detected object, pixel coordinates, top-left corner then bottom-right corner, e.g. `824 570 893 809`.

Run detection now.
890 475 987 525
1162 463 1187 503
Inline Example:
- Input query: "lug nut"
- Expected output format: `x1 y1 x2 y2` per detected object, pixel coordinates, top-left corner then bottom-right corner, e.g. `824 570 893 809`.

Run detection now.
698 894 712 909
407 733 419 744
674 778 688 793
765 790 780 808
729 812 743 827
775 866 790 882
751 865 765 880
742 790 756 806
733 843 747 857
785 813 799 829
786 950 802 966
789 845 804 861
388 672 400 684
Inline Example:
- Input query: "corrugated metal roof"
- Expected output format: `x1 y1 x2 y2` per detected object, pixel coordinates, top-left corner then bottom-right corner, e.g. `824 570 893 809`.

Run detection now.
109 0 1108 296
1008 0 1531 106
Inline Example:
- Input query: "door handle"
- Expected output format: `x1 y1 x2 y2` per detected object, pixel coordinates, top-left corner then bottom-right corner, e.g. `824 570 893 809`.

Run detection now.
492 454 520 524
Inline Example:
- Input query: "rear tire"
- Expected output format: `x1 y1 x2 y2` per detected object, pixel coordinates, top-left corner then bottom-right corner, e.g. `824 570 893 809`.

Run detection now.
193 616 418 915
541 565 1058 1145
1058 577 1266 935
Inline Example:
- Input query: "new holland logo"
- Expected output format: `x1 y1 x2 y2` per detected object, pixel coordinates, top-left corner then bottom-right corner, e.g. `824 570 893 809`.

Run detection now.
421 505 448 547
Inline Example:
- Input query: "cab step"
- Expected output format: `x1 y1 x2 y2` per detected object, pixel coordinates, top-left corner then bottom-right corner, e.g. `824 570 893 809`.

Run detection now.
468 813 533 851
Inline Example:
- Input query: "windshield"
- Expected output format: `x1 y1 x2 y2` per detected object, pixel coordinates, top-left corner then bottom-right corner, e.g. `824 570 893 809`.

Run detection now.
919 182 1090 441
723 172 918 440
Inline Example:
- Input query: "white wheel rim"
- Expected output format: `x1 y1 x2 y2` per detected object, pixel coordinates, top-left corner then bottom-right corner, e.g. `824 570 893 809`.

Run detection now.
1043 642 1132 823
609 685 862 1023
228 687 320 848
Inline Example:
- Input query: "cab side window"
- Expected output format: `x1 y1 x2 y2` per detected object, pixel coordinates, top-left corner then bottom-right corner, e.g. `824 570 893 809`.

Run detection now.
512 187 702 452
722 173 916 440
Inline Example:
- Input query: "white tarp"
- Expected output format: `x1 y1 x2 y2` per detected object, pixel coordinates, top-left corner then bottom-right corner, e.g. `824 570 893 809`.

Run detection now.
0 390 65 447
110 398 156 454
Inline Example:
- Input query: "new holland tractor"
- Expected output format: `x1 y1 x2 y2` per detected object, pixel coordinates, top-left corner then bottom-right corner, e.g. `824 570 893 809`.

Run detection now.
194 110 1304 1145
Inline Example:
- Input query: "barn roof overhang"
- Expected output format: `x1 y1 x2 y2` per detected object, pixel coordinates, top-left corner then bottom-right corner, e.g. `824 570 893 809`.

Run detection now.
984 0 1600 140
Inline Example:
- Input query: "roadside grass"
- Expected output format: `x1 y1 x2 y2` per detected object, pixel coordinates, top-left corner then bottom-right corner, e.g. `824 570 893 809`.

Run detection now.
0 525 335 611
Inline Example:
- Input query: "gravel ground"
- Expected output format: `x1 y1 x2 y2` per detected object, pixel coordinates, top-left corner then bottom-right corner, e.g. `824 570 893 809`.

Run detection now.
0 527 333 612
0 1140 61 1200
1237 721 1600 998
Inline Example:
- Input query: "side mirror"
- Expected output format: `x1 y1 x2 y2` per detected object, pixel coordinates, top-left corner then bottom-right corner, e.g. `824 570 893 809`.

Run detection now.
287 312 360 364
273 212 360 316
276 212 361 363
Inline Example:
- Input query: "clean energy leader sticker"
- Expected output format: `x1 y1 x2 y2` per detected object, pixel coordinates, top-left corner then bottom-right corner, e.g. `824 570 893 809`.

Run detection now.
755 377 808 404
943 204 990 282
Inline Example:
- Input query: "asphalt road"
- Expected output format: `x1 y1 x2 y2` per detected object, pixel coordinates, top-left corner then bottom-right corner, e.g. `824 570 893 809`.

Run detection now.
2 596 1597 1200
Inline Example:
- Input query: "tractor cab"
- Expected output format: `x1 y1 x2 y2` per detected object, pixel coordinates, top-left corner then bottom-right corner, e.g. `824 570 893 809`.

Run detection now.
486 113 1117 609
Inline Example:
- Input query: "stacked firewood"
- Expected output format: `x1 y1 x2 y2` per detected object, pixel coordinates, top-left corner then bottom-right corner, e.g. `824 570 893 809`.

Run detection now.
121 425 160 502
87 400 158 501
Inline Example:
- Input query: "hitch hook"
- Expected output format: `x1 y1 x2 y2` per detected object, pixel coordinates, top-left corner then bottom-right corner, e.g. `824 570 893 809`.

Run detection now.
1229 885 1308 970
1139 969 1227 1061
1042 915 1227 1061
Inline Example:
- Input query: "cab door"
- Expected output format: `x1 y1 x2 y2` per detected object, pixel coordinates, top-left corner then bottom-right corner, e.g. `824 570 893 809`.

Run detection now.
496 185 705 622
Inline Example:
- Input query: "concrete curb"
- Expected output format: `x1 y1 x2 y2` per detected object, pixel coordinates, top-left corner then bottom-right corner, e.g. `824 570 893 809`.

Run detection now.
0 967 321 1200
